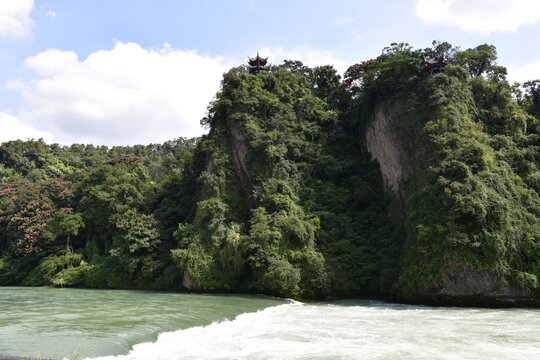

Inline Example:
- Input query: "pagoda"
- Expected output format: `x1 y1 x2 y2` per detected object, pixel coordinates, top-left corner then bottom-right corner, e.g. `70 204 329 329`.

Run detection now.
420 57 448 75
247 52 268 74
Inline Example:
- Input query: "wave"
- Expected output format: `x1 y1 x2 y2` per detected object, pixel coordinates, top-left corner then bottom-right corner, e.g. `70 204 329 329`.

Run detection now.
87 303 302 360
87 301 540 360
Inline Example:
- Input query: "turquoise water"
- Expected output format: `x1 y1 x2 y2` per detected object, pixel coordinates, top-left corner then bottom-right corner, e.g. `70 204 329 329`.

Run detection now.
1 287 539 359
0 287 285 359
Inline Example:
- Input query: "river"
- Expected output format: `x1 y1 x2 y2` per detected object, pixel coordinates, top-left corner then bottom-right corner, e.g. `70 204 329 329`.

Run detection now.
0 287 539 359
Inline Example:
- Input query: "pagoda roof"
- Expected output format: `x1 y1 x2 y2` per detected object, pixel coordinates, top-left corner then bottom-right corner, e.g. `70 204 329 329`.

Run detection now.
248 52 268 65
247 52 269 74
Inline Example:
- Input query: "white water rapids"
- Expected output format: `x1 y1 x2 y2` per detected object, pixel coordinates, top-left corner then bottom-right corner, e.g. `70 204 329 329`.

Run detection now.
90 300 540 360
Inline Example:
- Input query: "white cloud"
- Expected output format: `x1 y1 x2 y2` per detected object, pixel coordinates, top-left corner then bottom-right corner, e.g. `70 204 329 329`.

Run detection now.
416 0 540 35
46 10 56 19
12 42 230 146
259 46 350 76
507 59 540 84
9 43 350 146
0 112 53 144
0 0 34 37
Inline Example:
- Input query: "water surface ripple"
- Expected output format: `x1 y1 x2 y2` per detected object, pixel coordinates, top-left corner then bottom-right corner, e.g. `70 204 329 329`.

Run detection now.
1 287 539 359
0 287 284 359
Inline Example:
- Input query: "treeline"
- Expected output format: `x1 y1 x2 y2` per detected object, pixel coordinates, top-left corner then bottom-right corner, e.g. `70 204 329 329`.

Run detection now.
0 41 538 303
0 138 197 288
0 138 197 182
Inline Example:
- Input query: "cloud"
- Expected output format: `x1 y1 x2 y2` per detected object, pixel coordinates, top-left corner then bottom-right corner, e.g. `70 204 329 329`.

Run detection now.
259 46 350 76
12 42 230 146
9 43 350 146
0 0 34 37
507 59 540 84
46 10 56 19
416 0 540 35
0 112 53 144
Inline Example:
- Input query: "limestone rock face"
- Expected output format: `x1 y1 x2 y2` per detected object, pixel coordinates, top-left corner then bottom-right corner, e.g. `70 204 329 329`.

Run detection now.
228 122 256 210
365 105 413 216
432 260 532 304
182 273 194 289
364 104 537 306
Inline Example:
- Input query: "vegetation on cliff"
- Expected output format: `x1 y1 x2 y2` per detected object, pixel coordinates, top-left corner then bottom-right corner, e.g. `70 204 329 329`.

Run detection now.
0 41 538 305
351 42 539 303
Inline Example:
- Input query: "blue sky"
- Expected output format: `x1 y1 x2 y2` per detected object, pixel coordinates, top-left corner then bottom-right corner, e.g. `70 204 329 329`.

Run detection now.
1 0 540 146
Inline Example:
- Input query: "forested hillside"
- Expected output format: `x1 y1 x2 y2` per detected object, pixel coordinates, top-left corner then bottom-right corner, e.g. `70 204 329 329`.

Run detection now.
1 41 538 305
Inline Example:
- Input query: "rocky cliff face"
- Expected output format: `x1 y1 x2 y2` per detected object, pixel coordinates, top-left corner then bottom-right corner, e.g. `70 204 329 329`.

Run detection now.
436 260 532 304
228 122 256 210
365 105 412 216
399 258 535 306
364 102 538 307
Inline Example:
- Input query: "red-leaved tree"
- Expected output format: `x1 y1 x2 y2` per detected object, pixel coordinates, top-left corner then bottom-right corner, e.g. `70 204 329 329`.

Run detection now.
0 178 75 256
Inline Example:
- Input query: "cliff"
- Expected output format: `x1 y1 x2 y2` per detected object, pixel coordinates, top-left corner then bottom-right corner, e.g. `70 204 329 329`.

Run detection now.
170 47 539 305
365 104 414 216
359 57 539 306
1 42 538 306
366 98 537 305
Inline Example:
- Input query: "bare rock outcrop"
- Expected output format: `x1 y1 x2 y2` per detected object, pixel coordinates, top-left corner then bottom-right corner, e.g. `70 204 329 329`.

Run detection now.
365 105 412 215
228 123 256 210
438 262 530 301
424 260 534 305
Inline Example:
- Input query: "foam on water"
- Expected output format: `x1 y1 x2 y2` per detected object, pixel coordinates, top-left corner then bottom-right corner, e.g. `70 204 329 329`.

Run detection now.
89 301 540 360
0 287 285 359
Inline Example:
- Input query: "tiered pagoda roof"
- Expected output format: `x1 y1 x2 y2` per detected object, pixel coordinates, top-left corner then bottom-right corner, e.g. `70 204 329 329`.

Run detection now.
420 57 448 74
248 52 268 74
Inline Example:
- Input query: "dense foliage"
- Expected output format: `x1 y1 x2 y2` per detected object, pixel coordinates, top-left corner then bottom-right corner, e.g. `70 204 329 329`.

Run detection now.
0 41 538 305
344 41 539 303
0 139 196 288
170 64 395 298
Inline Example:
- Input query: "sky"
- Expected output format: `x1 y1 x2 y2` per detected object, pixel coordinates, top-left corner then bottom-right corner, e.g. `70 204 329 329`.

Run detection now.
1 0 540 146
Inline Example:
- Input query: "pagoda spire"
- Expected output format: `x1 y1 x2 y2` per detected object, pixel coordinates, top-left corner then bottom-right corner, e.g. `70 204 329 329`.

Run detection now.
247 52 268 74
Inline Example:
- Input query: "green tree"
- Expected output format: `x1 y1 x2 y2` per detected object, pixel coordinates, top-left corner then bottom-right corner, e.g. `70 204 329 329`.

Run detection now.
77 157 152 253
312 65 341 105
455 44 507 79
110 209 162 284
521 80 540 118
43 211 84 253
